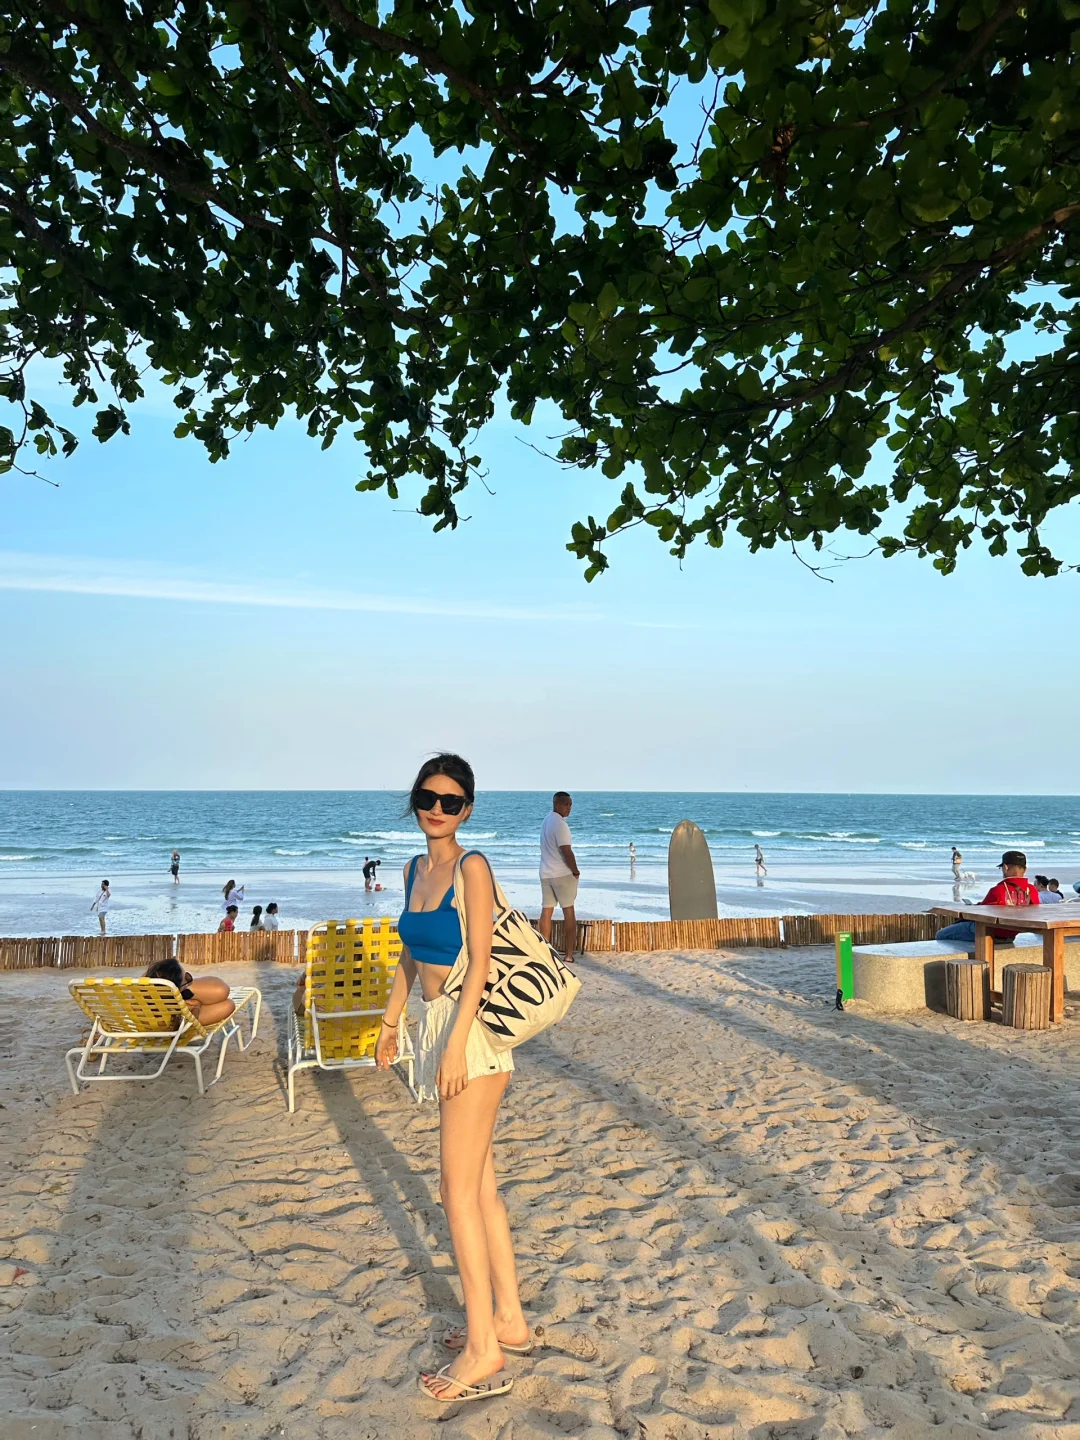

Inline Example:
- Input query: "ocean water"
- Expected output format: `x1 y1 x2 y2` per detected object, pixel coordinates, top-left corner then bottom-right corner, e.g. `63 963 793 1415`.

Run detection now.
1 791 1078 936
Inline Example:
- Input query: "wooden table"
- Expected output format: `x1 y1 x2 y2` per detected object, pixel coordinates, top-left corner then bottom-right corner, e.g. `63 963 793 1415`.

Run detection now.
931 905 1078 1021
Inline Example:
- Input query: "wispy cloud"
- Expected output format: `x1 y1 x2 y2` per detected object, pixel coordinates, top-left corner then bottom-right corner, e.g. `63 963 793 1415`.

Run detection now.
0 550 600 624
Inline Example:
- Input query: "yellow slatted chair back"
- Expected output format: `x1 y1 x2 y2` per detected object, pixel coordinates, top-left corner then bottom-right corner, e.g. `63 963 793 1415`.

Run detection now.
304 919 403 1059
69 977 212 1049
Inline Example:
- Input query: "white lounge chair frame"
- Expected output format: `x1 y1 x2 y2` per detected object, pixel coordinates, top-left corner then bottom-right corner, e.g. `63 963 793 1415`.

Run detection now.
288 1007 415 1112
66 978 262 1095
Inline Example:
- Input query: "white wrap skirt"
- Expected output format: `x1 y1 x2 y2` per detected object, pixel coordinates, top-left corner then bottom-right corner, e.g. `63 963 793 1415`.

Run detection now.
415 992 514 1103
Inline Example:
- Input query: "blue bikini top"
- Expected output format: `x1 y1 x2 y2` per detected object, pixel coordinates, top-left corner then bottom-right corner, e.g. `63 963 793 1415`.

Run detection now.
397 854 467 966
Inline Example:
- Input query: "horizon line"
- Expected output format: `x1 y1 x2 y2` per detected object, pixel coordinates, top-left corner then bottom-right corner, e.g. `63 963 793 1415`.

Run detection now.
1 787 1078 798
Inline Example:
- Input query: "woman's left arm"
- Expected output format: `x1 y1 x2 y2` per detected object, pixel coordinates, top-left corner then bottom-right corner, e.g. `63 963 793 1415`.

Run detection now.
439 853 495 1099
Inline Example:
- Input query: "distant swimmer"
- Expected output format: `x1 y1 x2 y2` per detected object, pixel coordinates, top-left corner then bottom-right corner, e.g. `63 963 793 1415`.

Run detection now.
755 844 768 877
170 850 180 884
363 856 381 892
90 879 111 935
952 847 962 880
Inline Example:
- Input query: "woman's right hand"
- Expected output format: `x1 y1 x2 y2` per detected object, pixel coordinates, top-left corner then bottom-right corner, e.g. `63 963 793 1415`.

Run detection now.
375 1022 399 1069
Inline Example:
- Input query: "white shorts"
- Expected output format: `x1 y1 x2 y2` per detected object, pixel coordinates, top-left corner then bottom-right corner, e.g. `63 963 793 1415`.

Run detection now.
541 874 579 910
415 993 514 1103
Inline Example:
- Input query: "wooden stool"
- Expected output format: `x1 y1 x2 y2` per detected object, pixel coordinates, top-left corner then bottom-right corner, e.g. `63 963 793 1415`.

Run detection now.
944 958 990 1020
1002 964 1051 1030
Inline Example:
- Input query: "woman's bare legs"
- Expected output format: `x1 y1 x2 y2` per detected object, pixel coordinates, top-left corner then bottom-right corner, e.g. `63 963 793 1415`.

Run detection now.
481 1143 528 1342
192 998 236 1026
445 1144 528 1351
185 976 235 1026
421 1072 514 1397
98 913 107 935
187 976 230 1005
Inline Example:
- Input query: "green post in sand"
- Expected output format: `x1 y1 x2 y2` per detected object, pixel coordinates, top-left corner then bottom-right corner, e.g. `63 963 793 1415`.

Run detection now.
835 931 854 1003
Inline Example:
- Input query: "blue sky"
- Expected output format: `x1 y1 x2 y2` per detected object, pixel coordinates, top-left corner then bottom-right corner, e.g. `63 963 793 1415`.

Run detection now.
3 364 1078 793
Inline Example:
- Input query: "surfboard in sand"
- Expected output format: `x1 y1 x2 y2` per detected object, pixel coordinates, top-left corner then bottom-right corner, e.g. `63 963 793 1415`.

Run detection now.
668 820 719 921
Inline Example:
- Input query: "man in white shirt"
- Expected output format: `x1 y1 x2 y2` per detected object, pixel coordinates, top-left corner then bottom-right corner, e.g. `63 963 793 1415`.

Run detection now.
539 792 580 959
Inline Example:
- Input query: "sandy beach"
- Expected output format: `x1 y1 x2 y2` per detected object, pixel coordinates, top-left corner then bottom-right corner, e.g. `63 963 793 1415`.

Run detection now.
3 948 1080 1438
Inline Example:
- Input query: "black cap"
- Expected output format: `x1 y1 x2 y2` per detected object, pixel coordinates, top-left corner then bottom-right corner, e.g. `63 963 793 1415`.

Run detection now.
1000 850 1027 868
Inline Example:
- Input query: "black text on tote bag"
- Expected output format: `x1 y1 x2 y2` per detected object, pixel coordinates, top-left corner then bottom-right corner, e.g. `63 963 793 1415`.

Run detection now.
444 852 581 1052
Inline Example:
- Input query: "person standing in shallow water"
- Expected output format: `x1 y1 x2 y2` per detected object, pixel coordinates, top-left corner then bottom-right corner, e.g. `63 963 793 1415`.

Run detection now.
170 850 180 884
90 880 110 935
375 753 528 1404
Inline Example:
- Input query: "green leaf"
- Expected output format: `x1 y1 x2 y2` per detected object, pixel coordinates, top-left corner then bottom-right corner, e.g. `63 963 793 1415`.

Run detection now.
0 0 1070 583
149 71 184 97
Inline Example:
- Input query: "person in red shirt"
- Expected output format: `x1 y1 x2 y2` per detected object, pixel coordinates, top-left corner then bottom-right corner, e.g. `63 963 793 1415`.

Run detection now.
217 905 239 934
936 850 1038 942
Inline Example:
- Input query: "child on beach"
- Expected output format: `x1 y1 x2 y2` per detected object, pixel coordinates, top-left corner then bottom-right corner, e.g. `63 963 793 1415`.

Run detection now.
90 880 110 934
218 906 239 933
144 958 235 1027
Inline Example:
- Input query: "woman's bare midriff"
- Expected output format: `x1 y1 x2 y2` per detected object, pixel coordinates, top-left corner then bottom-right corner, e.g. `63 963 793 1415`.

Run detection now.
416 961 451 1002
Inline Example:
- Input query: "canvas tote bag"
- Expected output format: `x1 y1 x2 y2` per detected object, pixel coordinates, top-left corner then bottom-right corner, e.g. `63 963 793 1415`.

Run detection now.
443 851 581 1052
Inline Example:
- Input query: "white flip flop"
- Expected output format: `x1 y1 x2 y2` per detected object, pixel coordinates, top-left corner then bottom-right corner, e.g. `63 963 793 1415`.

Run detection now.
418 1364 514 1403
443 1325 535 1356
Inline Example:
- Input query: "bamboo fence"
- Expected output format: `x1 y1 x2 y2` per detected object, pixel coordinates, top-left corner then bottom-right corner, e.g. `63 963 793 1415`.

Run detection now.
58 934 175 970
549 918 615 953
611 916 785 952
0 937 57 970
176 929 305 967
779 911 945 948
0 930 306 971
0 910 955 970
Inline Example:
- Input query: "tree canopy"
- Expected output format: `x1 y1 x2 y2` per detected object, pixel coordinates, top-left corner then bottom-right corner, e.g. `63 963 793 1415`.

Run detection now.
2 0 1077 576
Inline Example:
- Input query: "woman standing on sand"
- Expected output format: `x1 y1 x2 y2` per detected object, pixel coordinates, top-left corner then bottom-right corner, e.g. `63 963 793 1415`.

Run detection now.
376 754 528 1404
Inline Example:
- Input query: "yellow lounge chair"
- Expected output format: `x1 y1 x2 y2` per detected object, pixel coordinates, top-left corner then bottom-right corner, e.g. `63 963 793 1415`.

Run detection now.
66 977 262 1095
287 918 415 1112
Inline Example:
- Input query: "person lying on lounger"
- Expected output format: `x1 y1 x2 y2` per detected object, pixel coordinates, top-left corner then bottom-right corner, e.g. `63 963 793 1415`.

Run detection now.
144 957 236 1027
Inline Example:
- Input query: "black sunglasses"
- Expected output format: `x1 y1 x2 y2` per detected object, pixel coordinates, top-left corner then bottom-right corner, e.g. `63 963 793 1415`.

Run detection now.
415 788 468 816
